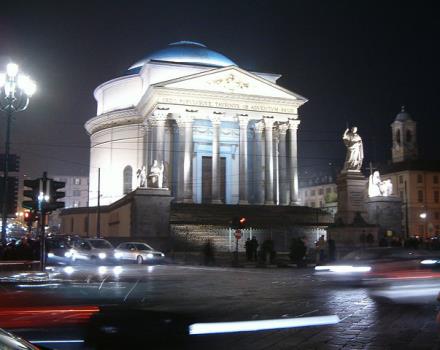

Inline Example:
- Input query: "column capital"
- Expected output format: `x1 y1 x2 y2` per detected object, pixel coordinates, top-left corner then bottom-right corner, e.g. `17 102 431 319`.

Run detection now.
263 116 275 128
278 122 289 135
254 120 265 134
176 114 194 126
237 114 249 127
210 111 224 125
288 119 301 130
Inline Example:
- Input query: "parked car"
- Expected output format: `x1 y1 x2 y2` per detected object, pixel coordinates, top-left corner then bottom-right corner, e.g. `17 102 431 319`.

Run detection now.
66 238 115 264
114 242 165 264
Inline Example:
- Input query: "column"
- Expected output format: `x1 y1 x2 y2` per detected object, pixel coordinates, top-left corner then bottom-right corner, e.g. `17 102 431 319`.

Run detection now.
150 110 168 163
254 121 265 204
238 116 249 204
163 122 172 189
264 117 275 205
142 120 150 170
278 123 289 205
273 128 279 205
210 114 222 204
183 114 194 203
288 119 300 205
174 119 185 202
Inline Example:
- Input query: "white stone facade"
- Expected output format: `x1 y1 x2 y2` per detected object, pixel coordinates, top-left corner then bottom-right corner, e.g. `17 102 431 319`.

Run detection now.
85 42 307 206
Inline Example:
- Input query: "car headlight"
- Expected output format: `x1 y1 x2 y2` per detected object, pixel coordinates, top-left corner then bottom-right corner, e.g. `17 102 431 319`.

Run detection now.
47 252 55 258
64 249 76 258
421 259 439 265
315 265 371 273
161 253 165 257
98 252 107 260
114 252 122 259
146 253 154 259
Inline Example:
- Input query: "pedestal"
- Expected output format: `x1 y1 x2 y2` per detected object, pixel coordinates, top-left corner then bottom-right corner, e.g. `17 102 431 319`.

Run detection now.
366 195 402 236
335 171 368 225
131 188 173 238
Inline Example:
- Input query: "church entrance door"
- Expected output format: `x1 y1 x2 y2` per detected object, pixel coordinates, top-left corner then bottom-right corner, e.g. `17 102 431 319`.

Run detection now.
202 156 226 203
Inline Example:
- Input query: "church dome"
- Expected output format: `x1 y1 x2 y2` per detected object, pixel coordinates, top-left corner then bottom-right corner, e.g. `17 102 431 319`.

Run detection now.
395 106 412 122
127 41 237 73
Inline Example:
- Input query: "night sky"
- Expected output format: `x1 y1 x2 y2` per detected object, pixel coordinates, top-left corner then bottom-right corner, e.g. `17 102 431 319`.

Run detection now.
1 0 439 183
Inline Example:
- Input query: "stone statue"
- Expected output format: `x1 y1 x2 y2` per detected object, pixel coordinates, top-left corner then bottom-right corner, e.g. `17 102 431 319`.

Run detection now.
368 171 393 197
136 165 147 188
148 160 164 188
343 127 364 171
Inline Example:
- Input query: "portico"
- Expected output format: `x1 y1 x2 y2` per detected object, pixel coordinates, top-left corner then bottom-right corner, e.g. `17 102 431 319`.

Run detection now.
86 41 307 207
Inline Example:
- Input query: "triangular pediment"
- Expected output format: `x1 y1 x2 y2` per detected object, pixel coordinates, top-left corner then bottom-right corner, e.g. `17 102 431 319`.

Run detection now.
152 66 307 101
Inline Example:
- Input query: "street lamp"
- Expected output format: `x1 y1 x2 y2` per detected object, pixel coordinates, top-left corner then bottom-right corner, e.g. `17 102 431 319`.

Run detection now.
0 62 36 244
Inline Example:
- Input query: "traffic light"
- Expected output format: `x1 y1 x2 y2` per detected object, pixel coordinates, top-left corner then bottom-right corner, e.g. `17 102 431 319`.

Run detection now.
231 216 247 230
46 179 65 211
239 217 247 229
0 176 18 216
22 179 42 211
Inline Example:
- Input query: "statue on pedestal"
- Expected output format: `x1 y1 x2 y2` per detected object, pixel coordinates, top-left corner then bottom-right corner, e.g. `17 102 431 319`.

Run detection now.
136 165 147 188
368 171 393 197
148 160 164 189
342 126 364 172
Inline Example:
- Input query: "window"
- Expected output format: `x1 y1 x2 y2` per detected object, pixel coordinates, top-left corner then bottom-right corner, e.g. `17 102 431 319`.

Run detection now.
326 188 331 194
435 191 439 204
318 188 324 195
310 190 316 196
399 175 403 184
74 178 81 185
396 129 401 145
123 166 133 194
406 130 412 143
418 190 424 203
73 190 81 197
417 174 423 184
434 175 439 184
319 200 323 207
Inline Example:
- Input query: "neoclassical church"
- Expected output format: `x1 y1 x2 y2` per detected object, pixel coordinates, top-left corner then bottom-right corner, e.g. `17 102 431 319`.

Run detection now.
86 41 306 207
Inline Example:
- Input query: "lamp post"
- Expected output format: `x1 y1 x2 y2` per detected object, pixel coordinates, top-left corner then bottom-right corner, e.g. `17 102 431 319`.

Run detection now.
0 62 36 244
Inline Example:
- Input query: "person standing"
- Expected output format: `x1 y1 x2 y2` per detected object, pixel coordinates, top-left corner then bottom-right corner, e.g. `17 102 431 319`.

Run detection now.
251 237 259 261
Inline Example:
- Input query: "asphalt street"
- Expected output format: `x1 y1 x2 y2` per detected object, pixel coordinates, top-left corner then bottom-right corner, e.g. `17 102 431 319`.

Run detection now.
1 265 439 349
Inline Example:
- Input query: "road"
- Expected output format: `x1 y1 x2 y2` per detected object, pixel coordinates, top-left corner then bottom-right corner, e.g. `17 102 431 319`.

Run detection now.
0 264 439 349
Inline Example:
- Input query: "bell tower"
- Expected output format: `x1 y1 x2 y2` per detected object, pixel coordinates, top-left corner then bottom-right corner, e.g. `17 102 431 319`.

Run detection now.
391 106 418 163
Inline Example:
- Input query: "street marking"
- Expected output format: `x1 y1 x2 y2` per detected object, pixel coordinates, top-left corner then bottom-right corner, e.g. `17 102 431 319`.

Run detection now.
189 315 340 335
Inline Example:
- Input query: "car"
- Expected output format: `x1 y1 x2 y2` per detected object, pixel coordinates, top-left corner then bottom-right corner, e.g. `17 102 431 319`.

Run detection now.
46 235 79 265
0 328 39 349
114 242 165 264
66 238 115 263
314 247 439 284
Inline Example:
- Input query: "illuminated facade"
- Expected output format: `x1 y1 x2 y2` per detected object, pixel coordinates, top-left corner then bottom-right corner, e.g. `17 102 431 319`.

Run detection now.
86 41 307 206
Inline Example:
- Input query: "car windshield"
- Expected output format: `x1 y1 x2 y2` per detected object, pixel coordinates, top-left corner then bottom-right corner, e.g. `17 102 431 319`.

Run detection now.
88 239 113 249
135 243 154 251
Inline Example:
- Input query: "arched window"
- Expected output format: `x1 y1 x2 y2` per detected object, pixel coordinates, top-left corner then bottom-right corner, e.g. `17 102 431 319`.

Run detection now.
396 129 401 145
406 130 412 143
123 166 133 194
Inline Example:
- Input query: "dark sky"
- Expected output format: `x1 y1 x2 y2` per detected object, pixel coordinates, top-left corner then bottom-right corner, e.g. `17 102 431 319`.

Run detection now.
1 0 439 181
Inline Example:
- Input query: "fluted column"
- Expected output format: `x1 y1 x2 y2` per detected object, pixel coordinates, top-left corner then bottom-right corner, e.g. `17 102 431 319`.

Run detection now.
174 119 185 202
273 128 280 205
238 116 249 204
210 114 222 204
151 110 168 163
254 121 265 204
288 119 300 205
176 113 194 203
278 123 289 205
264 117 275 205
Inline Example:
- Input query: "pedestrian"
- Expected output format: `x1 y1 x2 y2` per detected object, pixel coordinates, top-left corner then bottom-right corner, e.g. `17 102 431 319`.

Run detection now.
251 236 259 261
245 238 252 261
316 235 326 264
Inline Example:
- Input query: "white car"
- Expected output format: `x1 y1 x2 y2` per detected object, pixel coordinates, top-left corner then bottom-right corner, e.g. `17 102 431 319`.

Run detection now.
65 238 114 263
114 242 165 264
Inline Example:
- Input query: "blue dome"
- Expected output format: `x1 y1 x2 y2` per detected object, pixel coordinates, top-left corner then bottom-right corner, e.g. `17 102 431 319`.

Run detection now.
395 106 412 122
127 41 237 72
